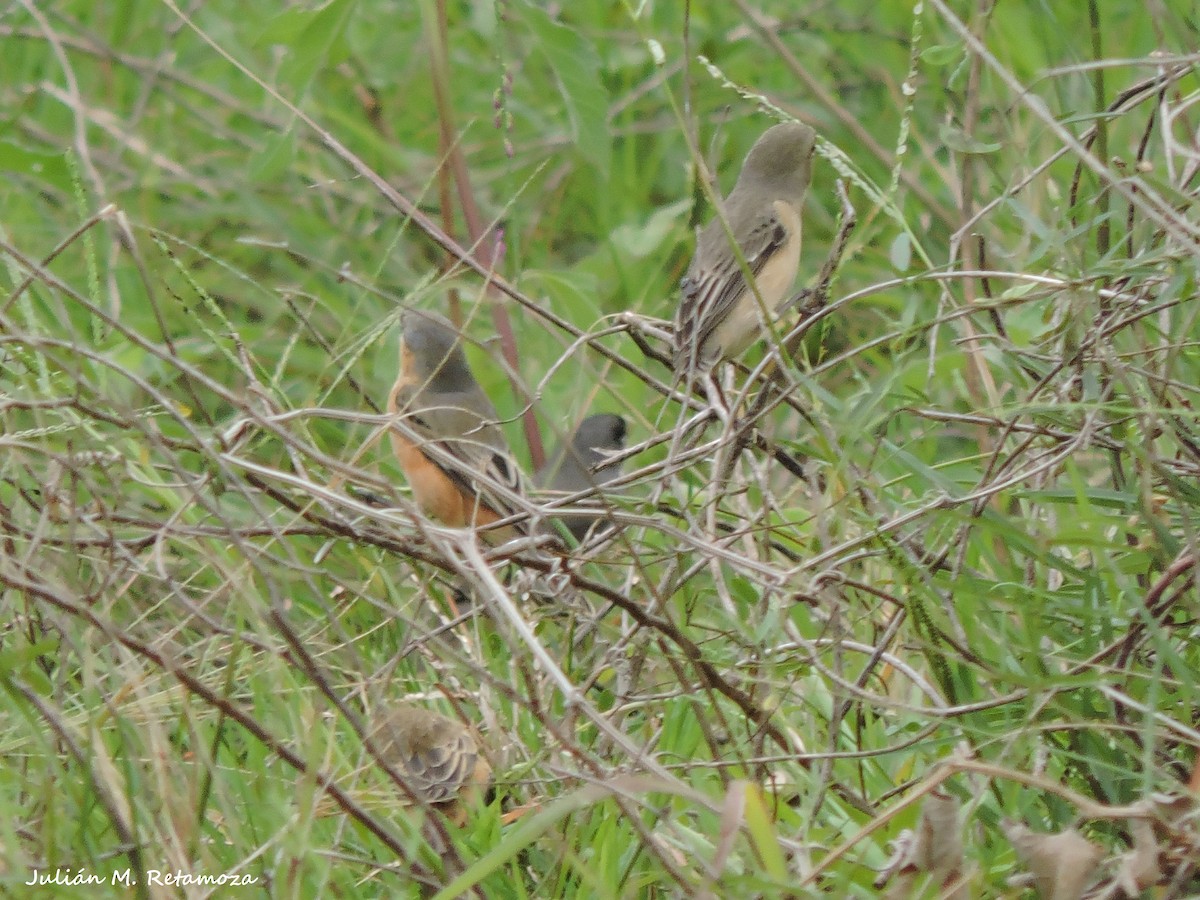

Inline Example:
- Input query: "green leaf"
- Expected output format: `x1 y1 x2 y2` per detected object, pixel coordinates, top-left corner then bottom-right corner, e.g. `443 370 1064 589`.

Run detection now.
888 232 912 272
249 130 297 182
0 638 58 696
921 43 961 66
518 2 612 179
742 783 788 881
0 141 71 191
610 199 689 258
998 280 1038 301
939 124 1001 155
258 0 357 93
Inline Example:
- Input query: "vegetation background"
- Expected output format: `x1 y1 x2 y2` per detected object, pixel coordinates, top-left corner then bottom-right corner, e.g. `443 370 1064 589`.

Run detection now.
2 0 1198 896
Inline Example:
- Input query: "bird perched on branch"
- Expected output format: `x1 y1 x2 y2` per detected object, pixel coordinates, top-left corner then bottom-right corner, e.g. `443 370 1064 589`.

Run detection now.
535 413 628 542
387 310 528 542
368 703 491 826
674 121 817 374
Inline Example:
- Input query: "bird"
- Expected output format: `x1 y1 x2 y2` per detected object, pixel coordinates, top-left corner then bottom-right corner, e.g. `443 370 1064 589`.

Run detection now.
387 310 528 542
673 121 817 374
368 704 491 826
535 413 628 542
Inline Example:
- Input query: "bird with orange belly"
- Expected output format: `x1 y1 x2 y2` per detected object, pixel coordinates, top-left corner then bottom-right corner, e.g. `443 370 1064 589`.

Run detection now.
387 310 528 543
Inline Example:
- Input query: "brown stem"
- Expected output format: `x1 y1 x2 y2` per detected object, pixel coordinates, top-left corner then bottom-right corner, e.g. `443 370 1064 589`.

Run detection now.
425 0 544 467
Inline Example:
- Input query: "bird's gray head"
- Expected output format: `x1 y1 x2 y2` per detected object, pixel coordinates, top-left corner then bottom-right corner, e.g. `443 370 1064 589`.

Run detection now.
736 121 817 198
573 414 627 466
401 310 477 390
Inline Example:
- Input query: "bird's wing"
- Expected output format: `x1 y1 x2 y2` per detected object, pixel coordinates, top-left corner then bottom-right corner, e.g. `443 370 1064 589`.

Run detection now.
393 386 528 525
676 205 790 365
400 727 480 804
375 712 482 805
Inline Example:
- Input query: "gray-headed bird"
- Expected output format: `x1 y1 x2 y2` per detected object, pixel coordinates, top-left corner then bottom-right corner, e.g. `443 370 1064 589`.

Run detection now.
674 121 817 374
387 310 528 542
535 414 627 541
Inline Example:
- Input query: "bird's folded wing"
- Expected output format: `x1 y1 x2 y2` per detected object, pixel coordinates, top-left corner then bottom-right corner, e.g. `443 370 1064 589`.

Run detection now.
402 729 480 804
396 398 529 529
679 209 789 350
